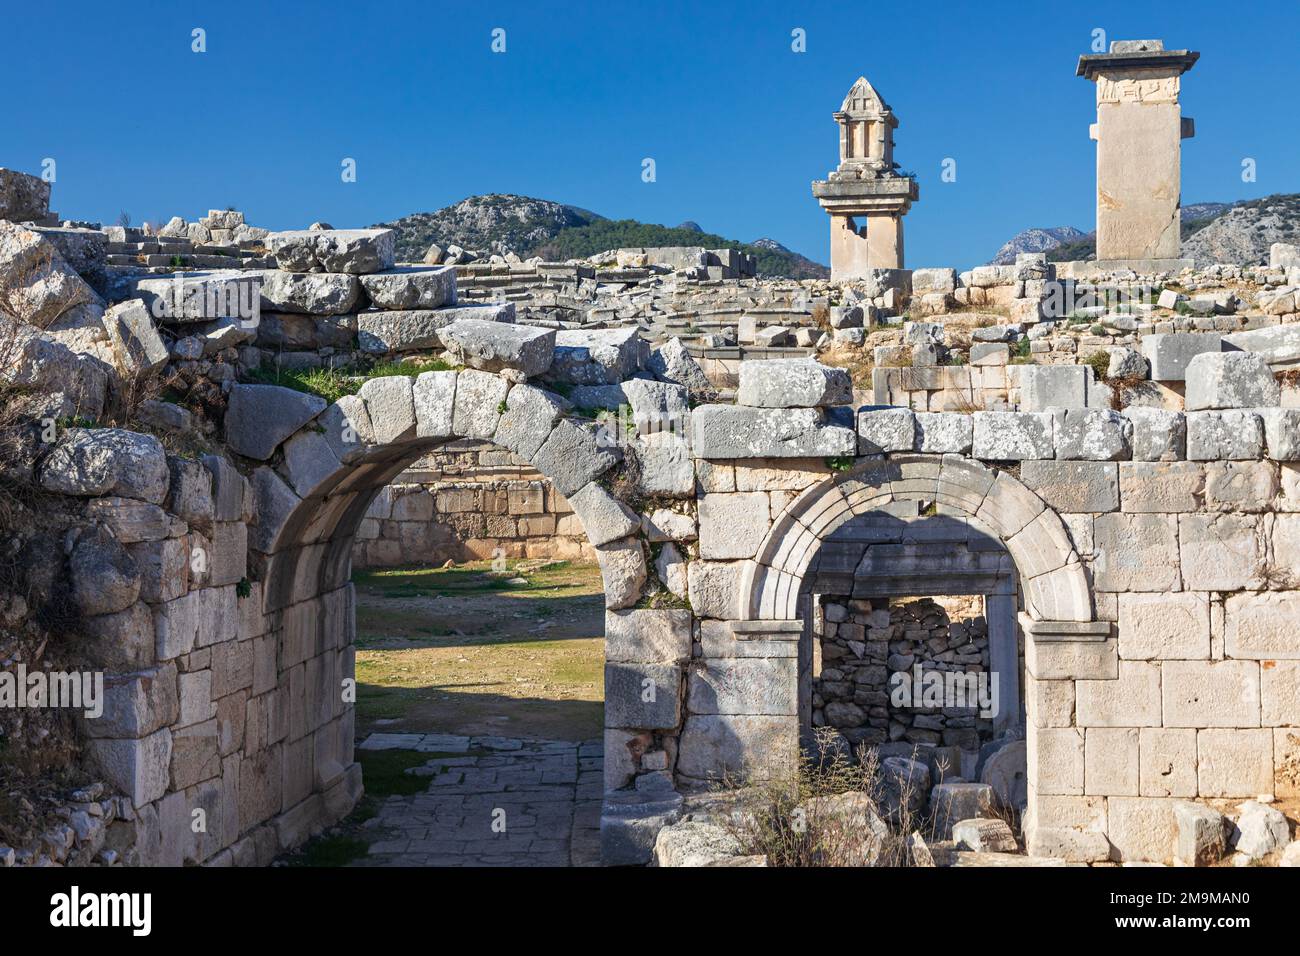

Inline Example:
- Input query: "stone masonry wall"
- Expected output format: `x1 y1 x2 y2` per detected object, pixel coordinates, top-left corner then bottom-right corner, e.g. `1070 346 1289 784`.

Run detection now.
813 596 991 750
352 439 592 568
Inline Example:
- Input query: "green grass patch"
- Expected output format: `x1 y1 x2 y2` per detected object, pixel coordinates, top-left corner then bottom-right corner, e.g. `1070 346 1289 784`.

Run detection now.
356 748 437 797
245 365 360 402
281 832 371 867
353 561 584 600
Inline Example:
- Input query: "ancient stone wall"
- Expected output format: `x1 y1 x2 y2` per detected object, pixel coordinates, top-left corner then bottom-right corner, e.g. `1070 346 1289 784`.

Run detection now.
813 596 992 750
353 440 591 567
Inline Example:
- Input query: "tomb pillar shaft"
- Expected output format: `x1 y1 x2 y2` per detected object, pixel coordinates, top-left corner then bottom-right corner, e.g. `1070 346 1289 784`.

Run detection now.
864 212 903 270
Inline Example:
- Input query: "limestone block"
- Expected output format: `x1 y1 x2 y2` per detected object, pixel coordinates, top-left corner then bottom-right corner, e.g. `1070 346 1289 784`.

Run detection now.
1121 407 1186 461
356 375 416 444
1093 513 1180 592
1260 660 1300 726
1139 728 1198 797
568 481 639 547
1053 408 1131 461
687 657 797 716
279 429 342 499
1084 727 1139 795
1232 800 1289 859
84 664 179 739
653 820 748 867
698 491 770 560
648 336 713 399
1028 727 1085 795
1224 592 1300 659
356 302 513 353
170 718 221 790
1178 513 1263 591
257 271 360 315
154 586 239 660
39 428 169 504
685 560 744 620
1075 661 1161 727
127 536 189 604
642 507 696 542
1027 679 1075 728
1186 411 1264 461
1185 352 1280 410
654 541 689 600
952 817 1018 852
1107 797 1177 864
532 418 620 496
676 714 797 782
972 411 1055 460
600 791 683 866
81 602 156 672
915 412 973 454
1118 592 1209 660
605 609 692 663
857 406 917 454
102 299 168 373
633 431 694 497
1259 408 1300 461
203 454 250 522
736 358 851 408
594 537 647 610
1197 729 1274 798
69 526 140 616
266 229 395 274
1020 459 1118 513
550 327 649 384
930 783 995 839
1141 332 1221 382
604 662 681 729
1204 460 1278 512
249 466 300 554
225 384 326 461
88 728 172 807
1026 827 1111 862
1118 461 1202 512
692 404 856 459
358 265 456 310
450 368 509 440
82 497 171 544
1019 365 1088 411
440 319 555 378
411 370 456 440
1163 661 1260 728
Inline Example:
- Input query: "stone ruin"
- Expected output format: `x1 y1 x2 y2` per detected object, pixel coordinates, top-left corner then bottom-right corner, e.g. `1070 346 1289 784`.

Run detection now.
2 37 1300 868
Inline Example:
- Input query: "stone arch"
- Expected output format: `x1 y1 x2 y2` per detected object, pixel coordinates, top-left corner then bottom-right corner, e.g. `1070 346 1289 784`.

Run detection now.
737 453 1094 624
241 369 645 620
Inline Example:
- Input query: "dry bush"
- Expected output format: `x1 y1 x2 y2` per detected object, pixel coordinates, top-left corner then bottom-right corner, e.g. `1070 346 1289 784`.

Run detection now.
718 727 934 867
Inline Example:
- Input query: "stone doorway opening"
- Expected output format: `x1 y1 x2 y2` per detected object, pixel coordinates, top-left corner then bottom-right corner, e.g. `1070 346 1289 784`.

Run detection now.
796 500 1028 824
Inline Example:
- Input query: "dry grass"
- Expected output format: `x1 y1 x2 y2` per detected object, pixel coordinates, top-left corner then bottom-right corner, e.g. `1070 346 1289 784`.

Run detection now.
718 728 935 867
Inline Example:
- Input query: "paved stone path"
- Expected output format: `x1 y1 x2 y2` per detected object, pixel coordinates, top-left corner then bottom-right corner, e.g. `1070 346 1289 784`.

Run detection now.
352 733 603 867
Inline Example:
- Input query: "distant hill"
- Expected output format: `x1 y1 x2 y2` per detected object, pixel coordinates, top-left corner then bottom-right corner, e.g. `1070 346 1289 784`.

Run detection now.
994 195 1300 266
374 194 828 279
990 226 1087 264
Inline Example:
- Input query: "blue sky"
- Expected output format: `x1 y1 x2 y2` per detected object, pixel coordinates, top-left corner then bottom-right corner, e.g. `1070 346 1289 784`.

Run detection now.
8 0 1297 268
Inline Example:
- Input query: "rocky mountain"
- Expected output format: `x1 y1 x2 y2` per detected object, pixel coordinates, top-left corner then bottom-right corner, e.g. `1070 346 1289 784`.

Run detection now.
993 195 1300 267
1182 194 1300 265
374 194 827 278
375 194 604 261
989 226 1087 264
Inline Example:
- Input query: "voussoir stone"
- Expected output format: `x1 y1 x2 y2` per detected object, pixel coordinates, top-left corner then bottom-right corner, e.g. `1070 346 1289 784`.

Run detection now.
737 358 851 408
568 481 641 547
531 418 621 496
224 383 327 460
358 376 417 444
